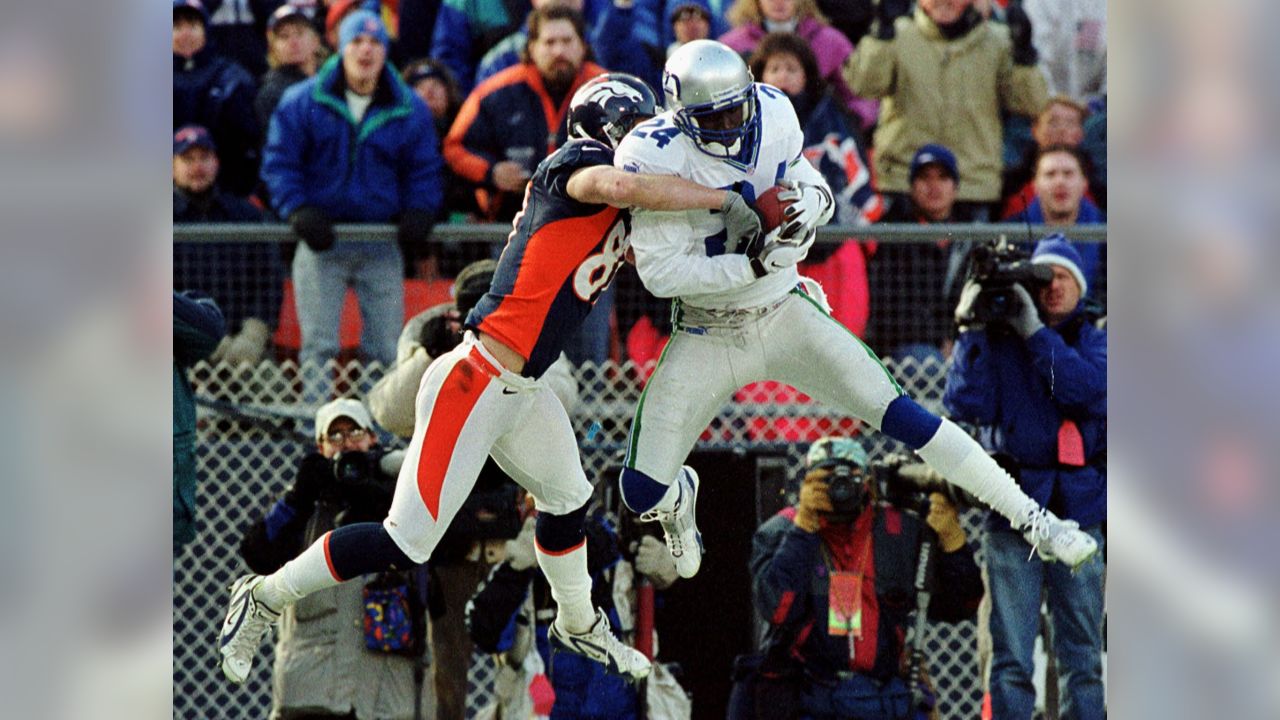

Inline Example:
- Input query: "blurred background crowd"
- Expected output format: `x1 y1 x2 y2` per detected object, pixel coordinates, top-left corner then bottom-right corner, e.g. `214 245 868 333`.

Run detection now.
172 0 1107 380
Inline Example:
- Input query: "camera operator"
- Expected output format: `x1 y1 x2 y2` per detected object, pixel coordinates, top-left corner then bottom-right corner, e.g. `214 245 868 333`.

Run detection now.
729 437 983 720
944 234 1106 720
240 398 433 720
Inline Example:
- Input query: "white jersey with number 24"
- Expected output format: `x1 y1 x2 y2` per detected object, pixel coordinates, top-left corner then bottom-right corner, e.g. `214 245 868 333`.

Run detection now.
614 83 832 311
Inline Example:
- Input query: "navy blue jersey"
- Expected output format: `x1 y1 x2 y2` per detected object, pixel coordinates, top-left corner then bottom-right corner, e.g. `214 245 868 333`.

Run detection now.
466 139 630 378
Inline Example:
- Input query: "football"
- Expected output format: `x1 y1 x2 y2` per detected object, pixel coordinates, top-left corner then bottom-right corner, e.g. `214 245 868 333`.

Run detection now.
753 184 794 234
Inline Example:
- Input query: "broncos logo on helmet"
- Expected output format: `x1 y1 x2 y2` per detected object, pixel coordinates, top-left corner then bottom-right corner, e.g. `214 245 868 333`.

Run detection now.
567 73 659 150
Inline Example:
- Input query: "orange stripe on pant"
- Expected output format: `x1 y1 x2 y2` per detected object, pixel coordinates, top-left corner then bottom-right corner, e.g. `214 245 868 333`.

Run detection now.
416 350 496 520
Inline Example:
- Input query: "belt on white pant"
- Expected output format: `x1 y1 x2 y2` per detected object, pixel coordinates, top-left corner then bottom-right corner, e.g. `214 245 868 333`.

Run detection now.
673 290 793 333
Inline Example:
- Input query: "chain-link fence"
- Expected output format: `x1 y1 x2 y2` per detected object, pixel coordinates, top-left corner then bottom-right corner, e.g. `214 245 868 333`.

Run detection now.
176 354 990 720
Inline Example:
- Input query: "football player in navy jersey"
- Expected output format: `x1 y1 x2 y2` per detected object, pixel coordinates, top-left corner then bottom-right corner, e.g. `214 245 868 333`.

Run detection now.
218 74 762 685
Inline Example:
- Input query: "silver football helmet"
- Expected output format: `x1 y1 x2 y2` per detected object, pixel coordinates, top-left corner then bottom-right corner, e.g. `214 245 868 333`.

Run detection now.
662 40 758 159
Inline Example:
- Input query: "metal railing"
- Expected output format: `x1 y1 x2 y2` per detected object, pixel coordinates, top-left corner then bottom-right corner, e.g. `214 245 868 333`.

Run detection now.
175 222 1108 244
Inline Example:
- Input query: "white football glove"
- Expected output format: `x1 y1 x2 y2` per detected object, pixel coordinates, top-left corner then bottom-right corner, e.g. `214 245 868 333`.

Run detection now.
753 226 816 274
777 179 834 240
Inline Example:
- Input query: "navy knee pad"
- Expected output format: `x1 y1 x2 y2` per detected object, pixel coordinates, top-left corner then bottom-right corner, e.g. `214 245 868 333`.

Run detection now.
880 395 943 450
327 522 417 580
535 503 588 553
620 466 668 513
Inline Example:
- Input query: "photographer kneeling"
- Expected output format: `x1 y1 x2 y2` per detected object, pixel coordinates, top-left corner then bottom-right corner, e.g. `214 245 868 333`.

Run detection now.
240 399 432 720
944 234 1106 720
730 438 983 720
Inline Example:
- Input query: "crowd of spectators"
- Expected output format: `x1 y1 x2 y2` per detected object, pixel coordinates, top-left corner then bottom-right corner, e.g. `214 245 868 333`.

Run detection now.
173 0 1107 374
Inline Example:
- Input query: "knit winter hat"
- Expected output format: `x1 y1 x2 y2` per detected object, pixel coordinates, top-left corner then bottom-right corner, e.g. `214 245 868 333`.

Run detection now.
338 9 389 53
669 1 712 24
1031 233 1088 296
806 437 868 470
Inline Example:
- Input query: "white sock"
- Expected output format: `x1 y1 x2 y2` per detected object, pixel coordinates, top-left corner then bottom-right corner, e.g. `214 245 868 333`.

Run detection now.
916 419 1039 529
648 471 685 515
253 533 342 611
536 541 595 634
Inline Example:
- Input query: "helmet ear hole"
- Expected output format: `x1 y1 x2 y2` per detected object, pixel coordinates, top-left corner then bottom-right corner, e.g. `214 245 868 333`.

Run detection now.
567 73 659 149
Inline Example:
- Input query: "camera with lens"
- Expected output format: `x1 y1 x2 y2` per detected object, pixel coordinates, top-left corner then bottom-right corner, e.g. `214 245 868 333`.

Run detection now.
872 454 980 514
963 238 1054 326
330 449 398 504
823 462 868 517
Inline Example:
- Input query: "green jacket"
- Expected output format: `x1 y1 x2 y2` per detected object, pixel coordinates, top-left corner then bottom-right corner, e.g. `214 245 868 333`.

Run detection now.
845 9 1047 201
173 292 225 552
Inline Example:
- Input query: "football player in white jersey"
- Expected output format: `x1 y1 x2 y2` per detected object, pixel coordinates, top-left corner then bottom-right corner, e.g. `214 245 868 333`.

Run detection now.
614 40 1099 579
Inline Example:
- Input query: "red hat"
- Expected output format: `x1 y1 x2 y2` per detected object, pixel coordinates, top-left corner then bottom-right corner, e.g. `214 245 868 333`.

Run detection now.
325 0 360 38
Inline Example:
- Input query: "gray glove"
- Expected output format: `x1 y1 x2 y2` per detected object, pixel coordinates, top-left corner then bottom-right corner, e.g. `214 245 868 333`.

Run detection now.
954 279 983 326
634 535 678 589
720 192 762 255
1008 283 1045 338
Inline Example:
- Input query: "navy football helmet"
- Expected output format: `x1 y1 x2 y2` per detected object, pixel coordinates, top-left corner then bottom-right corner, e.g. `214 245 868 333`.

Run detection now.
567 73 659 150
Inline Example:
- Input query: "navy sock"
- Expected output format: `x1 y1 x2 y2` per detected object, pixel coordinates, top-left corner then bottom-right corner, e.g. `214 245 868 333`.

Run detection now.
880 395 943 450
620 466 668 513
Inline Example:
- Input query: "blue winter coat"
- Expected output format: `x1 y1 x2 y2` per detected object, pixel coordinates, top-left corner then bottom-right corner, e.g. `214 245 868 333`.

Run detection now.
261 55 444 222
943 310 1107 530
793 89 882 226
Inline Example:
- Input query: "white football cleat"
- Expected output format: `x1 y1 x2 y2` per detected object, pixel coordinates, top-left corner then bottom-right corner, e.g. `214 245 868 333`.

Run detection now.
640 466 703 578
548 608 651 682
1022 509 1099 570
218 574 281 684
